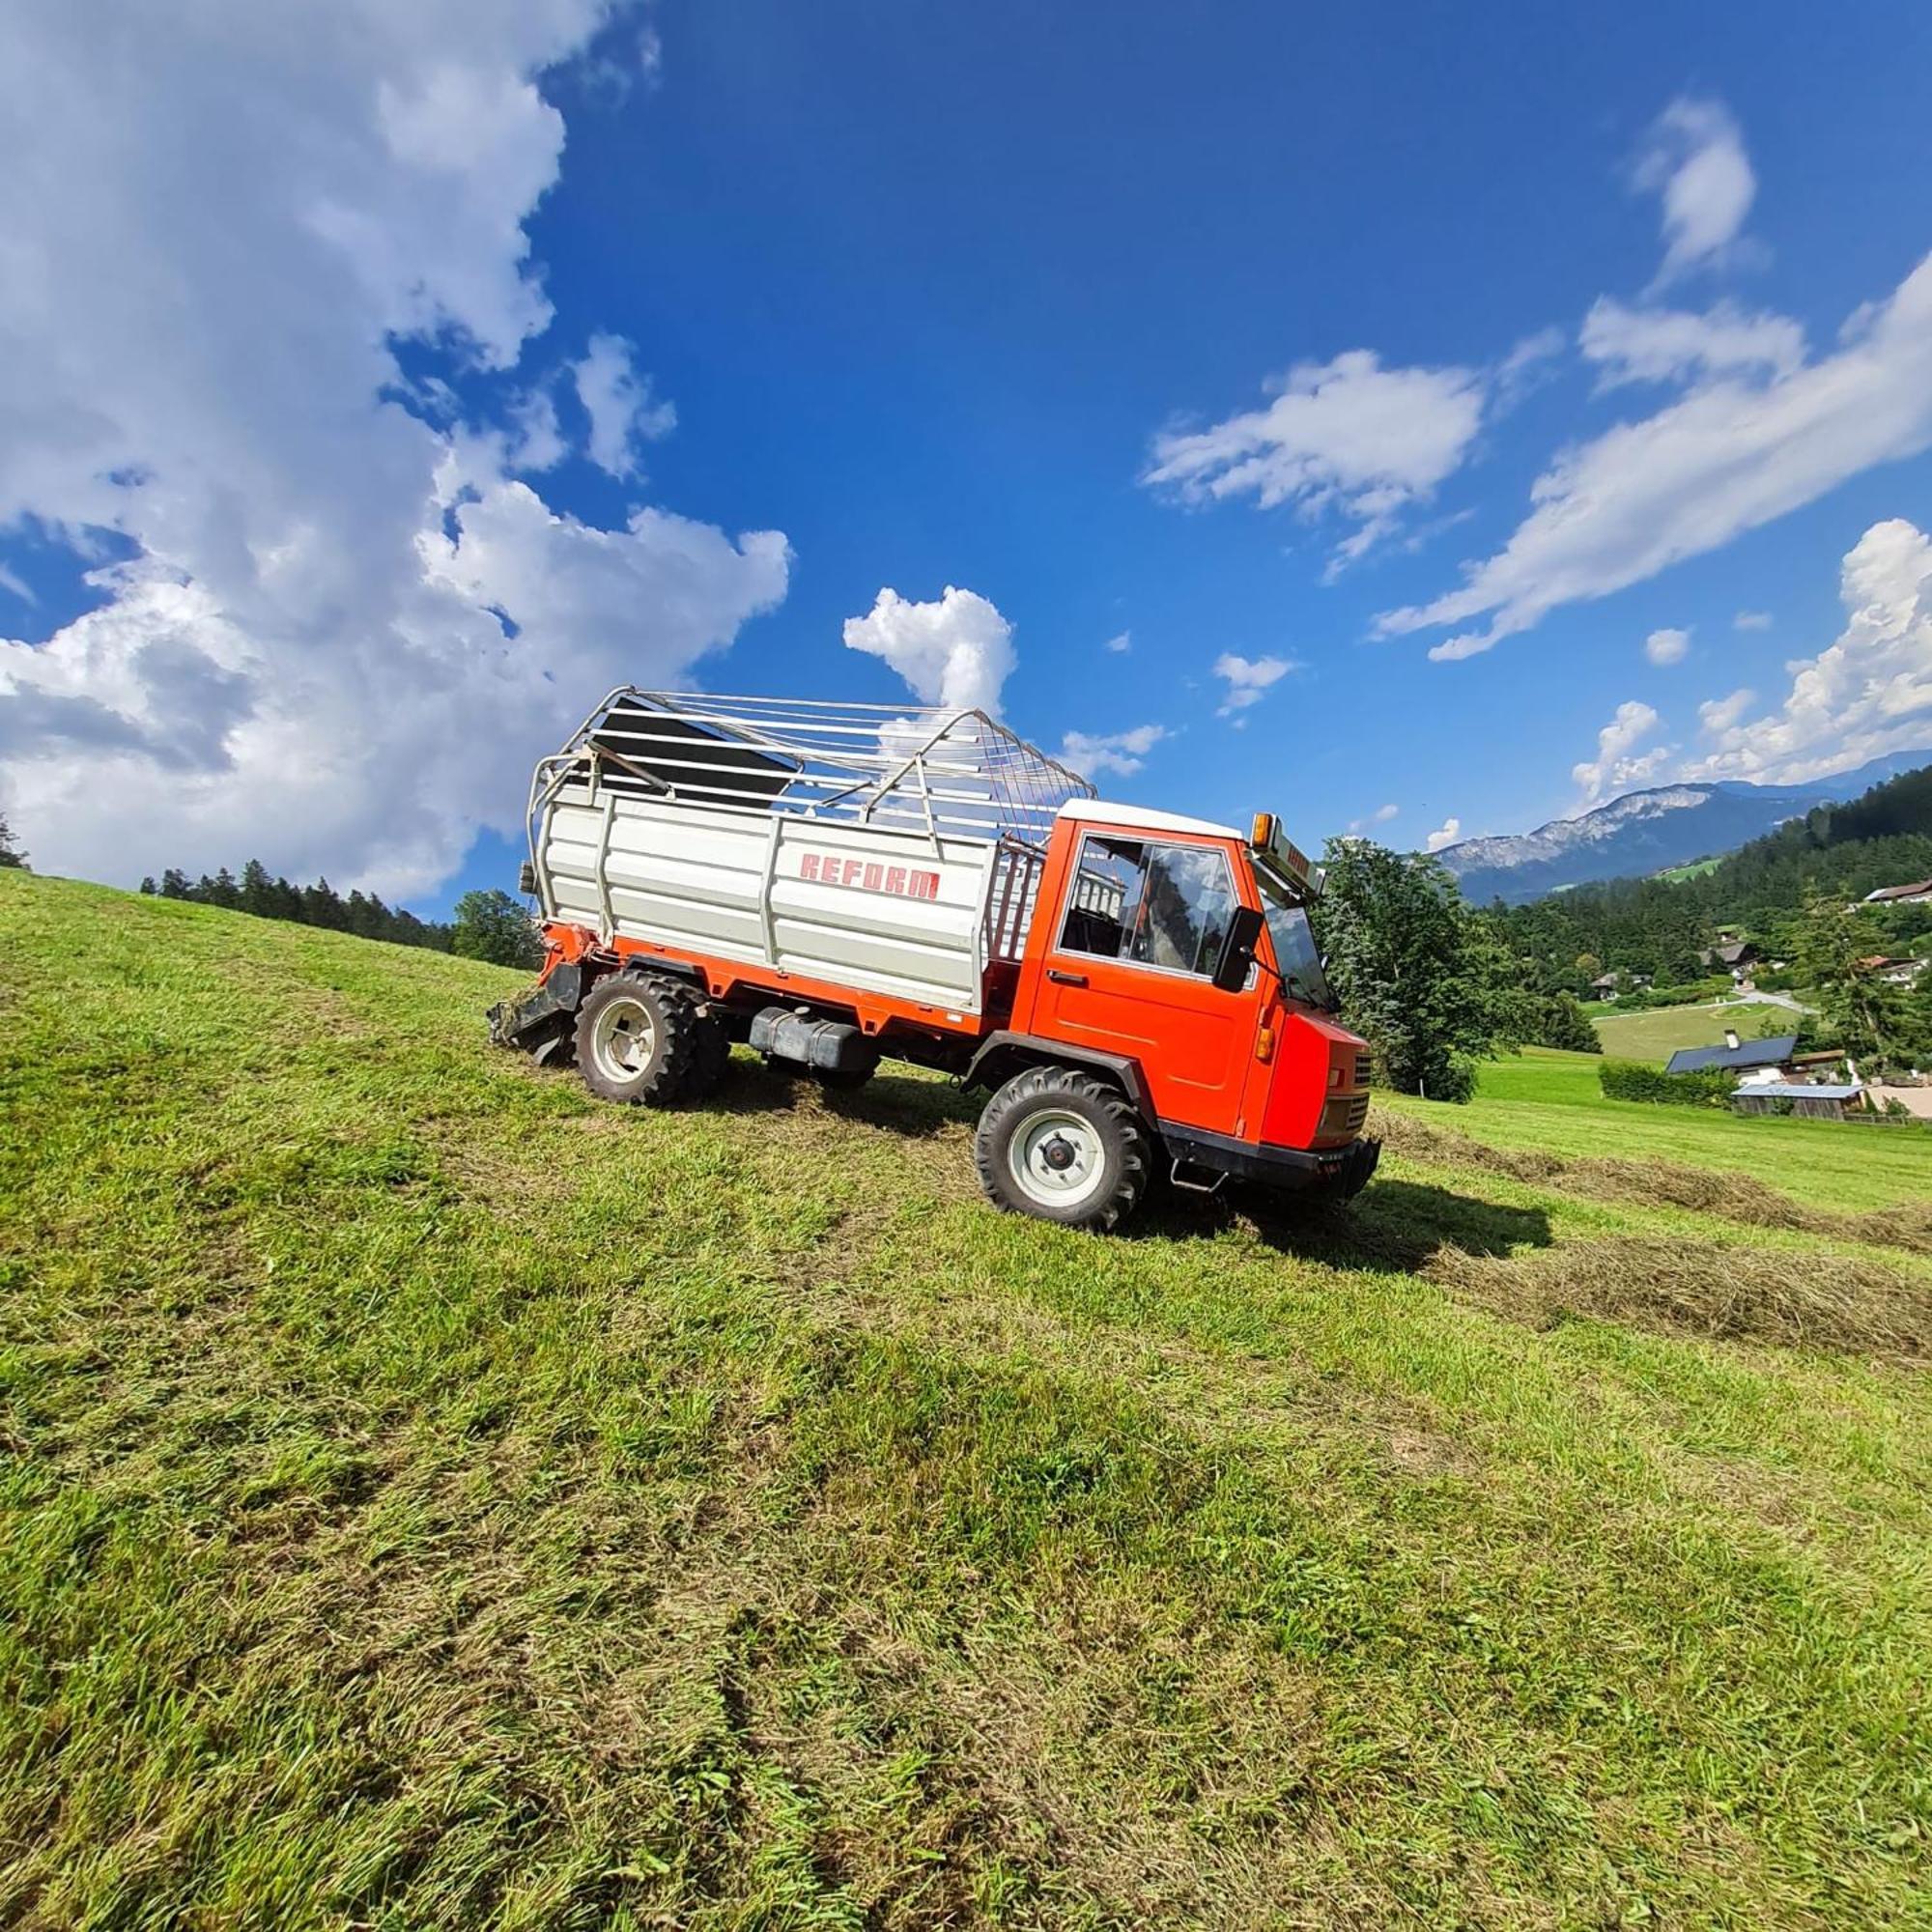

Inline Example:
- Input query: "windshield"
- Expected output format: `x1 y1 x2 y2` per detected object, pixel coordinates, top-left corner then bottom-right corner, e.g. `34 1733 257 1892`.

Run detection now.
1256 868 1336 1010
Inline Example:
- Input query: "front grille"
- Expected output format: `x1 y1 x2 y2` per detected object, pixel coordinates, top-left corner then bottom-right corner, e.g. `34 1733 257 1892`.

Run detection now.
1319 1093 1372 1140
1353 1051 1372 1089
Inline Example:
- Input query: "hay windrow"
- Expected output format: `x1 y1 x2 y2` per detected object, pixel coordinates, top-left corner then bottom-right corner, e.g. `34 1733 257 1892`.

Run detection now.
1428 1236 1932 1357
1373 1107 1932 1257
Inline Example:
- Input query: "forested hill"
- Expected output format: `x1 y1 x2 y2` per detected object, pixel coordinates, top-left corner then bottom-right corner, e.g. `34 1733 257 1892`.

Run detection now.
1492 762 1932 978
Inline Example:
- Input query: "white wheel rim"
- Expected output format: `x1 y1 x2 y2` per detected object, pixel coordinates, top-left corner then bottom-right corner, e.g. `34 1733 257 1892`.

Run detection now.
590 995 657 1082
1009 1107 1108 1208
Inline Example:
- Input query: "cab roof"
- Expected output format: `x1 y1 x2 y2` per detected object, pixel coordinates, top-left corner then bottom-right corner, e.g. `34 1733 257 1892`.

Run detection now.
1058 798 1241 840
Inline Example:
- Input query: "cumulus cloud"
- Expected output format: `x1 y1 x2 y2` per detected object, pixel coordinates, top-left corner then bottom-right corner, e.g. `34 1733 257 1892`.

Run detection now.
1681 518 1932 784
841 585 1016 715
1580 298 1804 389
1060 724 1167 780
1634 98 1758 287
0 1 790 896
1144 350 1488 570
571 331 676 479
1734 609 1773 632
1697 687 1756 735
1424 816 1462 853
1573 699 1670 805
1347 802 1399 834
1644 626 1690 666
1212 652 1295 718
1102 630 1132 653
1379 254 1932 662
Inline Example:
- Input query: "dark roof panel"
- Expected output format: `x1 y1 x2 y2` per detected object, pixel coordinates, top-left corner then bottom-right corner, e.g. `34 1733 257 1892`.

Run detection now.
1665 1034 1798 1074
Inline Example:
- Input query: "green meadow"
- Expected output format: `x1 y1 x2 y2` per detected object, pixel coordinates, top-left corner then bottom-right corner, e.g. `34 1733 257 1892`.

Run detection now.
4 871 1929 1929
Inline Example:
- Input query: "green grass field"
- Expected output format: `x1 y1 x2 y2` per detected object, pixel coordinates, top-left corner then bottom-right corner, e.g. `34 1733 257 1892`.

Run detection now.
1385 1047 1932 1214
4 873 1930 1929
1591 999 1795 1064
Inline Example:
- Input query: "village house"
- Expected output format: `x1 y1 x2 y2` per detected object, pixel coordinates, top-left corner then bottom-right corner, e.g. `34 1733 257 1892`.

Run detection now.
1697 940 1758 981
1665 1029 1797 1078
1861 878 1932 907
1858 954 1927 987
1667 1029 1867 1119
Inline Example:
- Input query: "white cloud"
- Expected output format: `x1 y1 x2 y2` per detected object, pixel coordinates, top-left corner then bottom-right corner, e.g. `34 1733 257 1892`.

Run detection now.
1580 298 1804 389
1734 609 1773 632
1681 518 1932 784
1102 630 1132 653
1060 724 1167 779
1697 687 1756 734
1212 651 1295 717
1347 802 1399 833
1573 699 1670 805
1493 327 1567 408
1644 626 1690 666
1144 350 1488 569
1424 816 1462 853
1634 98 1757 287
0 1 790 896
571 331 676 479
841 585 1015 715
1378 254 1932 662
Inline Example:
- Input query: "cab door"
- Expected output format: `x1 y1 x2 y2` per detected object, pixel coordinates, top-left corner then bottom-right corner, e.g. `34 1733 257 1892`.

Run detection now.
1029 830 1263 1136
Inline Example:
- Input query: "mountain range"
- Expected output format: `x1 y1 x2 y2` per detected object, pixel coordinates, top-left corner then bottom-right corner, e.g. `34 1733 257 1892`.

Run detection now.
1435 751 1932 905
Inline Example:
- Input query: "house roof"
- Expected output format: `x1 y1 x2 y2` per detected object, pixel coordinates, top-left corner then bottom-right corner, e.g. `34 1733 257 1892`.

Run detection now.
1737 1081 1862 1101
1863 878 1932 902
1665 1034 1799 1074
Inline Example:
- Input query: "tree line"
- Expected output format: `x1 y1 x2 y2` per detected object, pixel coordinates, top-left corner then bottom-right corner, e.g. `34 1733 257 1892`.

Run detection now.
140 862 542 968
1489 763 1932 992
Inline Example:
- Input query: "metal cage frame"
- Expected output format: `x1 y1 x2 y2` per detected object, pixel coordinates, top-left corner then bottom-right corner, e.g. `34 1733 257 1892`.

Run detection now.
527 688 1096 857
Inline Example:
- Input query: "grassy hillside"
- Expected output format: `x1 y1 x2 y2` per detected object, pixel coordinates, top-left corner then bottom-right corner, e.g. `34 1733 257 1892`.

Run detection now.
1590 999 1793 1065
4 872 1930 1929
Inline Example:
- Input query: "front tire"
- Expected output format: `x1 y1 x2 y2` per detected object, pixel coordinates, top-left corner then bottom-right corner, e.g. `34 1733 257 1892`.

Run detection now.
974 1065 1151 1232
574 972 703 1105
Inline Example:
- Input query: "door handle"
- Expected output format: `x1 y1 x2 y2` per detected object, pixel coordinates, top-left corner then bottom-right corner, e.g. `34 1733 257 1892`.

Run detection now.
1047 968 1088 986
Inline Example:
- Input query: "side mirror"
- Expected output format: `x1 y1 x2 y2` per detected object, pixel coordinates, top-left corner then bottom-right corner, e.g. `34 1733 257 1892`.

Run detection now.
1212 904 1264 992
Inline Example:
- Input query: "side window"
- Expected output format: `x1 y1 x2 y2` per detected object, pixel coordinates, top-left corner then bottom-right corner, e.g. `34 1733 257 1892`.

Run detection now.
1058 836 1240 979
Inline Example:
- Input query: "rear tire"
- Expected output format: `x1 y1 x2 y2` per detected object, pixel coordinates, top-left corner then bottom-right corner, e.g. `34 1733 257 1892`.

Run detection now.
574 972 703 1105
684 1015 734 1099
974 1065 1150 1232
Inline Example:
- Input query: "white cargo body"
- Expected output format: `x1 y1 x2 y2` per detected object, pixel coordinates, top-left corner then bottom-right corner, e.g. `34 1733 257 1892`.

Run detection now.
527 691 1093 1015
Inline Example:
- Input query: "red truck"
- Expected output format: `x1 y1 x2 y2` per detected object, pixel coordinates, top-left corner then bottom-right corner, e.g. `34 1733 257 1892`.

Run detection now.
490 689 1378 1231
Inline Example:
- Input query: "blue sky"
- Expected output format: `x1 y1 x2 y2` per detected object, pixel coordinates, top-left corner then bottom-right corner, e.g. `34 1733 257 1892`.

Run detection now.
3 0 1930 917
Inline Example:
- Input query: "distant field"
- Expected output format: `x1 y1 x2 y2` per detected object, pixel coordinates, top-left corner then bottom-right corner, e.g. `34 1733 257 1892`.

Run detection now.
4 875 1930 1929
1591 998 1792 1063
1653 855 1722 883
1382 1047 1932 1213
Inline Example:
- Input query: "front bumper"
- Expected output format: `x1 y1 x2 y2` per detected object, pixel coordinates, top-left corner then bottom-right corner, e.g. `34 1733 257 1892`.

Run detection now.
1160 1122 1381 1197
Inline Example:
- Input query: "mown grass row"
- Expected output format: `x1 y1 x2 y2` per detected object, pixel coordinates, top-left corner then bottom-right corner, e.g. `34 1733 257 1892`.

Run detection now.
3 873 1929 1928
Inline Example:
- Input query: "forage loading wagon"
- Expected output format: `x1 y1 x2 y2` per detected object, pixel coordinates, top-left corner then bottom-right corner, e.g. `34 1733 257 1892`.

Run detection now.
489 688 1378 1231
